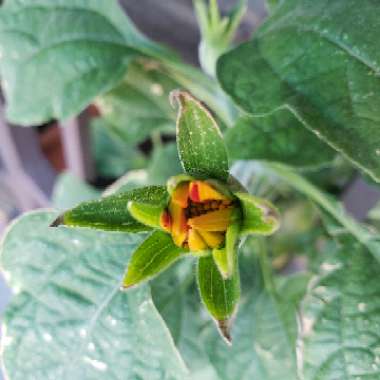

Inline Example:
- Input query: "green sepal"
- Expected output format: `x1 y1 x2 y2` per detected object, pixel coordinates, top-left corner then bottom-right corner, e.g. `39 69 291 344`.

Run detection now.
197 254 240 343
189 249 211 258
235 192 280 236
127 201 165 229
212 220 240 279
50 186 168 232
167 174 194 195
123 230 184 289
171 90 229 182
212 248 229 278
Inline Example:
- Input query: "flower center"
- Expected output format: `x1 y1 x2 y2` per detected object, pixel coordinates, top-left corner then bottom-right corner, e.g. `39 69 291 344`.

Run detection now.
160 180 235 252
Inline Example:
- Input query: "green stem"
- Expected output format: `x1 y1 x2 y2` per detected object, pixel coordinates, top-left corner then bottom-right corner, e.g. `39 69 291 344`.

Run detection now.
257 238 276 295
151 130 162 150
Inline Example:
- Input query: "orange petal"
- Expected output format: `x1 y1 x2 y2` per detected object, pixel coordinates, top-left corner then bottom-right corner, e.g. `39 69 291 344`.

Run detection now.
188 208 232 231
188 228 208 251
169 201 188 246
172 182 190 208
198 230 225 248
159 210 172 233
189 181 228 203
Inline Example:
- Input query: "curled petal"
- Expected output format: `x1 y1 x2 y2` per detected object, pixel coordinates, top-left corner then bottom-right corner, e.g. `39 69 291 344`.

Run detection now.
188 208 232 231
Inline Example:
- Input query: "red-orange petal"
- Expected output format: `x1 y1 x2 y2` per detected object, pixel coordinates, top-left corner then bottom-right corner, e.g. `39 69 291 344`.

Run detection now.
189 181 228 203
188 208 232 231
159 210 172 233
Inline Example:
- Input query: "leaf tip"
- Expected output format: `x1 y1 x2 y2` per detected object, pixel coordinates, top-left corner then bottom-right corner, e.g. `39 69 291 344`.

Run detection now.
169 89 188 109
217 319 233 345
50 214 64 227
120 280 137 291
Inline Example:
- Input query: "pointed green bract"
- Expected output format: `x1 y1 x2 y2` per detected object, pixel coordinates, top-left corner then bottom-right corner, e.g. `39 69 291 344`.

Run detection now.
123 231 185 289
172 90 229 181
127 201 165 229
212 221 240 279
225 221 240 274
235 192 280 236
212 248 229 278
197 255 240 342
53 186 168 232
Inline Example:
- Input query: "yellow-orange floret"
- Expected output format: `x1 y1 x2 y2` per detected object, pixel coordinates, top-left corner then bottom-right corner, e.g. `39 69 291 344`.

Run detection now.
188 228 208 251
188 208 232 232
160 180 235 252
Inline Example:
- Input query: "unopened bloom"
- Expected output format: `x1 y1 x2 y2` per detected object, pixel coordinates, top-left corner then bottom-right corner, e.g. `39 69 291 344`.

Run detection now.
161 179 235 252
51 90 280 342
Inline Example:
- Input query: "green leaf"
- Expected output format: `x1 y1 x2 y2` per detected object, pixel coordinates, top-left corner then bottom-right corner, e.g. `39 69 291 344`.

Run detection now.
0 211 189 380
90 117 147 178
52 186 169 232
172 90 229 181
52 172 100 210
218 0 380 182
225 109 336 168
302 237 380 379
235 192 280 235
0 0 174 125
96 62 177 146
266 0 282 12
123 231 185 289
197 255 240 342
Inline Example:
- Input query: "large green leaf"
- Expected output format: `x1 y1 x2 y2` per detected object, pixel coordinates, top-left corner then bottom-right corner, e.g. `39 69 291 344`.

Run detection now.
0 211 188 380
302 237 380 379
123 231 185 289
218 0 380 182
173 91 229 182
96 62 177 146
53 185 168 232
0 0 173 125
225 109 336 168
